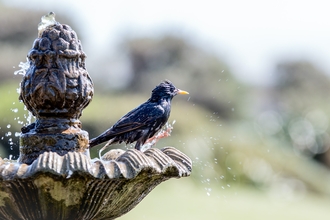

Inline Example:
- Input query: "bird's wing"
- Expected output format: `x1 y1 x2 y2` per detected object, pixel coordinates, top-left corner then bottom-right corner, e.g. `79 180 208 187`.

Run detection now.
89 102 165 148
109 102 165 135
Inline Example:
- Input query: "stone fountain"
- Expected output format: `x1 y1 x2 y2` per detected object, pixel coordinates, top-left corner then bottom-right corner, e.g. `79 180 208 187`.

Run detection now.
0 12 192 220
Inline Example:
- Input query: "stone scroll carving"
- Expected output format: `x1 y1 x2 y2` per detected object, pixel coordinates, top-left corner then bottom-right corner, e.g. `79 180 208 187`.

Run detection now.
0 147 191 220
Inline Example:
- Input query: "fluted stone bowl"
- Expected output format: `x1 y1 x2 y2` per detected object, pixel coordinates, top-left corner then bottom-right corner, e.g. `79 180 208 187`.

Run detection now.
0 147 191 220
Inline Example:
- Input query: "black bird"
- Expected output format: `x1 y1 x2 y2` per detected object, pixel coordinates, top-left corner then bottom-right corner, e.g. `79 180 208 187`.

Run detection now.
89 80 189 157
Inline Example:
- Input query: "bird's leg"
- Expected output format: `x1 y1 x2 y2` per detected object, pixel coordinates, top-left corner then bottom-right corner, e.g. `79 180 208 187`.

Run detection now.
145 123 173 146
146 127 171 143
139 121 175 152
99 139 114 159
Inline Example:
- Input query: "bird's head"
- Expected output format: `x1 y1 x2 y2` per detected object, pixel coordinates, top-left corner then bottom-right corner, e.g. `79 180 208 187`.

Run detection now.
150 80 189 102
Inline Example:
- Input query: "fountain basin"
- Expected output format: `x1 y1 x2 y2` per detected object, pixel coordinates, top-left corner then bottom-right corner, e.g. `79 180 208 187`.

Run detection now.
0 147 191 220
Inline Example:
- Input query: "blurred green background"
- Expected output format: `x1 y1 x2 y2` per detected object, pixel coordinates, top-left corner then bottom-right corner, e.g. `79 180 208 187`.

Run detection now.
1 1 330 219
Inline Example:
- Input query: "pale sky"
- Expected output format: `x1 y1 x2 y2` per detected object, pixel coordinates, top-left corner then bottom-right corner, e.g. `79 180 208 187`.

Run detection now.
3 0 330 85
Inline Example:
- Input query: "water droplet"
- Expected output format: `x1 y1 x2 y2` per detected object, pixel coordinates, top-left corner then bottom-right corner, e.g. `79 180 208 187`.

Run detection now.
7 124 11 128
11 108 18 113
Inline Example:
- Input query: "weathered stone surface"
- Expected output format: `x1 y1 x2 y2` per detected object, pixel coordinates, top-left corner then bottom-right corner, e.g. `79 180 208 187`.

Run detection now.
0 147 192 220
18 17 93 165
20 23 93 119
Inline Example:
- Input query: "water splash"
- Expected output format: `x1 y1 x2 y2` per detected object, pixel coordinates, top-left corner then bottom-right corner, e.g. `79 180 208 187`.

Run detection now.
26 111 34 126
0 58 35 159
206 187 212 196
14 132 20 137
14 58 29 76
38 12 58 36
5 132 12 137
140 120 176 152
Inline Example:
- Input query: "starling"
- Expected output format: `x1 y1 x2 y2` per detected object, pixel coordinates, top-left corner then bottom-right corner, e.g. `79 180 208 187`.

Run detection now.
89 80 189 157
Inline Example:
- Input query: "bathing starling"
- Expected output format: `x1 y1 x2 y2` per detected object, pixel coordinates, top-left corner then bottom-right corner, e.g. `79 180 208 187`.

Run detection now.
89 80 189 156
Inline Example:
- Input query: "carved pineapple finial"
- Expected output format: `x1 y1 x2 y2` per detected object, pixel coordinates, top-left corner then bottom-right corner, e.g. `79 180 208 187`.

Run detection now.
19 13 94 164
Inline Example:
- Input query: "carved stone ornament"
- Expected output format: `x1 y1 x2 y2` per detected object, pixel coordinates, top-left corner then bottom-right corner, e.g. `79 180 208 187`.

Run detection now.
0 12 192 219
0 147 191 219
18 12 93 165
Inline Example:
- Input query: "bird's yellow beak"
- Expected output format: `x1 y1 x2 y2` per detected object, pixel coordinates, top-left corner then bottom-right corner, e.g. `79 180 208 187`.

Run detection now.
177 89 189 95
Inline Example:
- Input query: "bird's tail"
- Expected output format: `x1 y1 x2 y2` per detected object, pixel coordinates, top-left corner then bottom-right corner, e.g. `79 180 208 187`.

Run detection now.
89 129 115 148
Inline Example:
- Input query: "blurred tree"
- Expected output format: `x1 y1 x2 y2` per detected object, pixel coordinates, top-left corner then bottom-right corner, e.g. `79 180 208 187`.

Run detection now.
0 7 39 44
0 5 39 81
0 5 77 81
275 61 330 111
122 35 248 120
264 61 330 168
